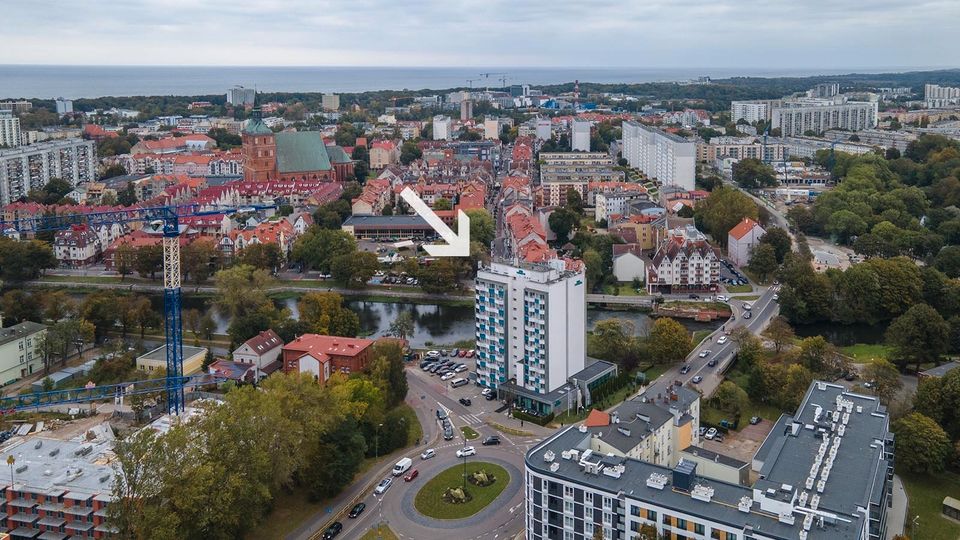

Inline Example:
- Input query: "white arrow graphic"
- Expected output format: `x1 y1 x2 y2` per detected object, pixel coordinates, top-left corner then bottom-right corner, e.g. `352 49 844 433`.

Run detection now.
400 187 470 257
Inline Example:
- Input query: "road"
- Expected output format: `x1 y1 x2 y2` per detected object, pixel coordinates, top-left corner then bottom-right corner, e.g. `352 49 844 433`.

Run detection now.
645 286 780 400
290 365 545 540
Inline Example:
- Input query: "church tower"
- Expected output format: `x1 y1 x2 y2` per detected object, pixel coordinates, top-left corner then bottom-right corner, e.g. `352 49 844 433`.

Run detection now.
241 105 277 182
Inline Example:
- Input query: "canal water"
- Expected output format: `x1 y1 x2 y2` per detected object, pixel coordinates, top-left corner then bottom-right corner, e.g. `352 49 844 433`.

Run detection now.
115 293 723 348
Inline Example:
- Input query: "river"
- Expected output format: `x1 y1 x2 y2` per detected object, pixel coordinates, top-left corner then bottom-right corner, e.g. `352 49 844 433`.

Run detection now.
127 294 721 348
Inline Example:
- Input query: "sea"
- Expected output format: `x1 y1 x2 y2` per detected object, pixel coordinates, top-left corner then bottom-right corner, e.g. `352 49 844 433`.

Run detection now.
0 65 880 100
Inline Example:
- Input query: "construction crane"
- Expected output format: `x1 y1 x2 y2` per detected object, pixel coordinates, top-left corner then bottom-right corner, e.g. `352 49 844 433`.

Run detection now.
479 72 507 90
0 202 274 414
498 75 508 89
466 78 479 89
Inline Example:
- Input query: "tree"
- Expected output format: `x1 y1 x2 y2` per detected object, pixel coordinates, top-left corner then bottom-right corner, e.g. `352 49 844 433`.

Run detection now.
399 140 422 165
914 368 960 440
433 198 453 211
648 317 692 364
465 209 495 247
199 312 217 341
290 227 357 272
238 243 284 273
862 358 902 404
369 342 408 408
80 292 119 342
214 265 274 320
582 249 604 291
759 228 792 263
548 208 578 243
331 251 379 288
0 238 56 282
825 210 868 244
747 243 778 282
417 258 460 294
298 292 360 337
590 319 636 365
115 243 136 280
183 308 202 346
732 158 777 189
134 244 163 279
714 381 748 416
694 187 759 247
892 413 951 474
886 303 949 371
566 188 584 215
765 317 794 353
180 239 218 284
389 311 415 341
934 245 960 278
1 290 42 326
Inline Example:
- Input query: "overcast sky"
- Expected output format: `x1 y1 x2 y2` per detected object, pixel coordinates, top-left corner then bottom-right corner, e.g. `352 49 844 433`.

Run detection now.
7 0 960 68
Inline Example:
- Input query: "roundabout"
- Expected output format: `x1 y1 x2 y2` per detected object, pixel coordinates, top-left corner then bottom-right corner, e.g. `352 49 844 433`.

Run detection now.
414 461 509 520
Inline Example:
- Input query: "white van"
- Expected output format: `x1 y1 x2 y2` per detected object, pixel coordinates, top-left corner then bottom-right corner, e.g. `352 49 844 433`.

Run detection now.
392 457 413 476
450 378 468 388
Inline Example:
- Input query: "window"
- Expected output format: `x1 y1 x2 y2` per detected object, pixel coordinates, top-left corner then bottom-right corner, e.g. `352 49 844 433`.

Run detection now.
564 500 574 514
563 515 574 529
677 518 688 529
563 485 574 498
648 510 658 522
603 496 612 510
662 514 671 525
695 523 705 535
603 512 613 525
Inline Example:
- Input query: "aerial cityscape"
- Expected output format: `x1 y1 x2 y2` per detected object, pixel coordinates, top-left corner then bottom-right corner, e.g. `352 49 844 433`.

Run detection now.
0 2 959 540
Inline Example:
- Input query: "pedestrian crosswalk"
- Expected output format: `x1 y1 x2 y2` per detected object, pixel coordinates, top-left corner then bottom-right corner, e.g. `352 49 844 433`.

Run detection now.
460 413 484 425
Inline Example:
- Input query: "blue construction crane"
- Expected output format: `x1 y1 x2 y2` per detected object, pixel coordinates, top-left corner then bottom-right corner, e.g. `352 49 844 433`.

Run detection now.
1 202 274 414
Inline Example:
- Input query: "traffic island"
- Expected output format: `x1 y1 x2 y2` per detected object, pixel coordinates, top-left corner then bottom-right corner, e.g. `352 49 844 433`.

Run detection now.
414 462 509 519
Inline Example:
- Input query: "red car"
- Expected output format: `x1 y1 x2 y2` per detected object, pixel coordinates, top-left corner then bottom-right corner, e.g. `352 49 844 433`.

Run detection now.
458 350 467 357
404 469 419 482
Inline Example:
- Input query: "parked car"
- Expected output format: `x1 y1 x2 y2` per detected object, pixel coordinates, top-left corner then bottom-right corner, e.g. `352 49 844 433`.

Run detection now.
450 378 469 388
451 348 460 357
404 469 419 482
426 350 440 358
749 416 761 425
348 503 366 518
692 375 703 384
715 433 725 442
704 428 718 440
485 392 496 401
374 477 392 495
456 446 477 458
322 522 342 540
458 350 468 357
420 448 436 460
698 427 707 436
441 372 456 381
680 365 691 374
459 398 472 406
480 388 493 397
481 436 501 446
698 349 711 358
743 302 752 310
466 350 476 358
455 365 468 373
717 295 729 302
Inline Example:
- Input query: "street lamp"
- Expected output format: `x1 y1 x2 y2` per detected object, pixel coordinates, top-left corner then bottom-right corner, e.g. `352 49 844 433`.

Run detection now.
912 515 920 539
375 423 384 462
462 442 468 491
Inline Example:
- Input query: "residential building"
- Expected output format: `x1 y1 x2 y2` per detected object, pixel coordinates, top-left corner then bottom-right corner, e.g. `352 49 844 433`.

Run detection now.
227 85 256 107
322 93 340 111
536 118 553 141
824 128 917 153
727 217 765 266
730 100 771 123
924 83 960 108
484 116 500 140
571 119 591 152
369 140 399 169
0 138 97 204
54 224 102 267
646 225 720 294
231 329 284 379
771 98 878 136
433 115 452 141
0 424 117 539
0 111 21 148
612 213 666 251
55 97 74 114
0 321 47 385
539 152 623 206
612 244 646 283
351 178 391 215
594 189 644 224
697 136 786 163
0 101 32 113
136 344 208 375
460 99 474 121
779 136 876 159
282 334 374 381
474 258 586 399
622 122 696 191
808 83 840 98
524 381 893 540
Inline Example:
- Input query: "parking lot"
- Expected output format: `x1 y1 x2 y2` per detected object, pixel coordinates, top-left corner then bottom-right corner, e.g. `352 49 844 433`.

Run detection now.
719 258 749 287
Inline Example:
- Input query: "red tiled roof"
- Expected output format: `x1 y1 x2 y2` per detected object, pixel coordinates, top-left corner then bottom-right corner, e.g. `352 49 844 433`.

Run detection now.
242 329 283 354
584 409 610 427
284 334 374 357
728 217 762 241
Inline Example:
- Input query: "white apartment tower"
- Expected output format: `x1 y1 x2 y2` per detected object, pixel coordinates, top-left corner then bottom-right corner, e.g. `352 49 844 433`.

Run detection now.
924 83 960 108
321 93 340 111
571 119 591 152
536 118 552 141
730 101 770 123
432 115 452 141
622 121 696 191
475 259 586 394
55 98 73 115
226 86 256 107
0 111 21 148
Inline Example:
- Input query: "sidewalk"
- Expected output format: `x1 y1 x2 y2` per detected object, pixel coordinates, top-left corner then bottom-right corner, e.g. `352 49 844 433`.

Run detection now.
886 475 907 540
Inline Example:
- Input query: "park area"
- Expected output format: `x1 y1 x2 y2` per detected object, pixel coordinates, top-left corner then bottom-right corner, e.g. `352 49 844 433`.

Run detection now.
414 462 509 519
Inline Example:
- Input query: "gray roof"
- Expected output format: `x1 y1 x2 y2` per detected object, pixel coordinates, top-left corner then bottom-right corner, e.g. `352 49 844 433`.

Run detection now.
581 383 699 454
139 344 207 362
342 215 431 228
570 358 617 383
527 426 865 540
681 445 748 470
0 321 46 347
920 361 960 378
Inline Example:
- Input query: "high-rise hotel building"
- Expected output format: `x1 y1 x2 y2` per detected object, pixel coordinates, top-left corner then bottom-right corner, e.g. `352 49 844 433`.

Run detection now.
475 258 586 395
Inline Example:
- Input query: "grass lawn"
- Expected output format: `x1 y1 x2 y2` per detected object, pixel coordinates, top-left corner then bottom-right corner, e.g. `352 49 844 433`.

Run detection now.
692 330 713 346
735 295 761 301
701 400 783 430
641 364 671 384
726 284 753 293
359 524 400 540
553 382 641 425
414 462 509 519
901 470 960 540
603 284 646 296
484 421 532 437
839 343 892 364
38 274 128 284
461 426 479 440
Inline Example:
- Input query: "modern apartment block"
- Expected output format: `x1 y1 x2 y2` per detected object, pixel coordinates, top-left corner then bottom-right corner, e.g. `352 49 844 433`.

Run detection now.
0 138 97 204
696 137 786 163
730 101 772 124
226 85 256 106
539 152 623 206
0 111 21 148
770 98 878 136
475 258 586 396
571 119 591 152
321 93 340 111
621 122 695 191
525 381 894 540
432 115 452 141
924 83 960 108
